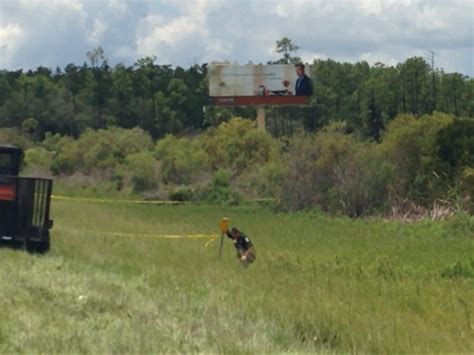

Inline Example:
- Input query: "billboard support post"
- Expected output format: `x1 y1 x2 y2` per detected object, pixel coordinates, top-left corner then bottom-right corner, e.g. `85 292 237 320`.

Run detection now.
257 107 266 131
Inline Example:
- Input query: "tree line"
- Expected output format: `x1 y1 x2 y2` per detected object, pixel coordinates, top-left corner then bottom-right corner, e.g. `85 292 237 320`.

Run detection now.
8 114 472 216
0 43 472 140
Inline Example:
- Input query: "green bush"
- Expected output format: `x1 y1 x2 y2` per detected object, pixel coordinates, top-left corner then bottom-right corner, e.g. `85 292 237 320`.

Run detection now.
437 118 474 172
280 123 360 213
24 147 54 172
278 113 471 215
379 112 454 203
278 122 398 216
155 135 209 185
21 118 40 138
328 145 395 216
437 118 474 210
126 152 159 192
48 127 154 175
79 127 154 172
50 136 80 175
238 159 286 197
169 187 194 202
203 117 280 175
4 114 470 214
196 169 241 205
0 128 33 150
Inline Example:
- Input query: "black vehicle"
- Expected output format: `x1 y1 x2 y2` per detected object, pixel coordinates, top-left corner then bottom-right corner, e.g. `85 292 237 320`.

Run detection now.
0 146 53 253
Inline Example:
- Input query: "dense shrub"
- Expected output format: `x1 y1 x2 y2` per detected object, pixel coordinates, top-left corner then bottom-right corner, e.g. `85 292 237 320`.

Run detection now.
0 128 33 150
437 118 474 172
330 146 395 216
278 113 471 215
279 122 393 215
24 147 54 173
379 113 454 203
126 151 159 192
155 135 209 185
238 159 286 197
48 135 80 175
1 113 469 215
203 117 280 175
196 169 241 205
169 187 194 202
45 127 154 174
78 127 154 172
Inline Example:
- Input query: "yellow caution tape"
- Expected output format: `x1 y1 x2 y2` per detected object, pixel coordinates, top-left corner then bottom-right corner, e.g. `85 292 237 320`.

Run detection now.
51 195 276 205
51 195 183 205
55 226 218 247
99 231 219 240
204 237 217 248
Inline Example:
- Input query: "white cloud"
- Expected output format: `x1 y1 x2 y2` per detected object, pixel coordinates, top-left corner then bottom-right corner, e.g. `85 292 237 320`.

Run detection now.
107 0 127 13
0 24 24 46
137 15 207 62
18 0 84 12
0 0 471 74
0 24 25 67
163 0 219 16
136 0 221 63
89 18 108 45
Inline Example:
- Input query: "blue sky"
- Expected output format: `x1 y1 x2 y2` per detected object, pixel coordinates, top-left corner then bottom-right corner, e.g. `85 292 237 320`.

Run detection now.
1 0 473 75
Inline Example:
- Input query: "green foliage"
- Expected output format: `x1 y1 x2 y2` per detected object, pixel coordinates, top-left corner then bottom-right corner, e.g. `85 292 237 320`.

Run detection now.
274 37 301 64
2 111 471 214
169 187 194 202
50 135 81 175
21 117 39 137
238 159 286 197
279 113 469 215
24 147 54 171
312 57 472 135
379 112 455 202
0 128 33 150
441 258 474 279
0 52 471 140
155 134 209 185
196 169 241 205
204 117 279 175
279 122 392 215
447 212 474 236
48 127 153 174
126 151 159 192
203 106 233 127
437 118 474 173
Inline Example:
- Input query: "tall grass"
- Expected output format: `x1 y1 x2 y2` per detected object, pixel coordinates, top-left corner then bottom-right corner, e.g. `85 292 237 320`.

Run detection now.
0 200 472 353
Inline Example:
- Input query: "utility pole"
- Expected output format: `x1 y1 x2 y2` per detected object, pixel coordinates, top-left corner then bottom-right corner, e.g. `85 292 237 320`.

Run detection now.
428 50 436 113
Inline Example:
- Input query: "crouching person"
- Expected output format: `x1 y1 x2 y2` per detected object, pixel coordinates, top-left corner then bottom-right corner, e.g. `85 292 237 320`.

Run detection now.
227 227 256 267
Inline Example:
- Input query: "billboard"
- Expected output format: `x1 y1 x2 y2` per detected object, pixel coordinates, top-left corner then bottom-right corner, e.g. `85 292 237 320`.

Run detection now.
209 64 313 106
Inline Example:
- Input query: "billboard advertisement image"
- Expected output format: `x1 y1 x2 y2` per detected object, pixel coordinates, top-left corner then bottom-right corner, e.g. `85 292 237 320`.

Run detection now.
209 64 313 106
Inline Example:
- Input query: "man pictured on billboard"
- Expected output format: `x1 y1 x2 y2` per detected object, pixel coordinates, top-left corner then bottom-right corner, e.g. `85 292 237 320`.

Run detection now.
209 63 313 106
294 63 313 96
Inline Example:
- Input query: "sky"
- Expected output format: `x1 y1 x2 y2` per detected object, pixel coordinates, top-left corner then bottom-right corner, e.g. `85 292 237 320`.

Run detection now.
0 0 473 75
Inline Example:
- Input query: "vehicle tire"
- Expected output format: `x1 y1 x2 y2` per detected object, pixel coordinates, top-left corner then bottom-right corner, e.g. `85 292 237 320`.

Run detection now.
35 233 50 254
25 233 50 254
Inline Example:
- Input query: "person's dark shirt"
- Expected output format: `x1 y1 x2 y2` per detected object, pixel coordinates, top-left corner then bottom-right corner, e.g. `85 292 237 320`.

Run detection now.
227 231 253 252
295 75 313 96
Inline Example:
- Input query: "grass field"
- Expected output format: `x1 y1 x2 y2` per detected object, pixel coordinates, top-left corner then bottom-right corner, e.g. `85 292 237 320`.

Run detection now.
0 199 473 353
